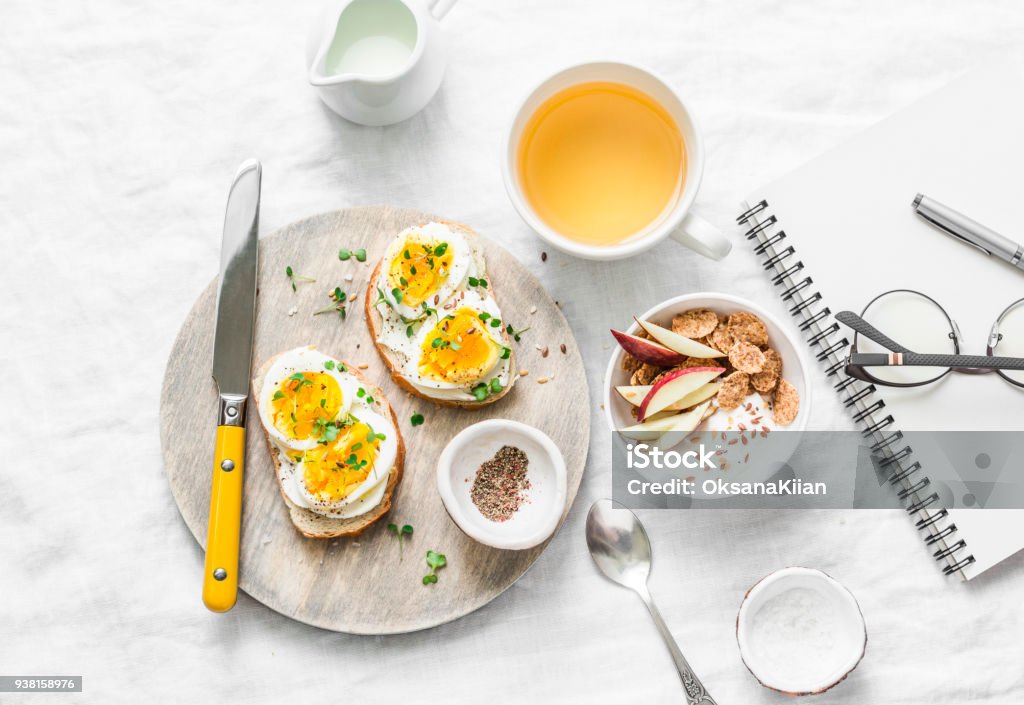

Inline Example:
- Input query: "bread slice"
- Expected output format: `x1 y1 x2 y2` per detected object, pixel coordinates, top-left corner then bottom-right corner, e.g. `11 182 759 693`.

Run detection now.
364 220 517 409
251 351 405 539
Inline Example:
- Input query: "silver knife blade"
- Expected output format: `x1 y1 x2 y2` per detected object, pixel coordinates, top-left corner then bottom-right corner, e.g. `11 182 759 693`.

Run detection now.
212 159 261 402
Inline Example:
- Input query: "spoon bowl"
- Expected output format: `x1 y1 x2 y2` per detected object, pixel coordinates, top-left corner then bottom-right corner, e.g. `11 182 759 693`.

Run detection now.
585 499 718 705
585 498 653 591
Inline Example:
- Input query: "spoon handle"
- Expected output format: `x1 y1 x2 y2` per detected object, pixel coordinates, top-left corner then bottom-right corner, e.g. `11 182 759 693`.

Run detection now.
638 590 718 705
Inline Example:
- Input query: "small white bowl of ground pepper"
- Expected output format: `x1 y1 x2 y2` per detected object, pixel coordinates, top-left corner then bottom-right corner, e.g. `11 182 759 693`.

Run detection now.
436 419 567 550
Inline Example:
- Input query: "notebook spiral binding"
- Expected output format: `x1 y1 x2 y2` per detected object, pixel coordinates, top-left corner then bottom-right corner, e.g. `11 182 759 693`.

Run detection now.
737 200 976 577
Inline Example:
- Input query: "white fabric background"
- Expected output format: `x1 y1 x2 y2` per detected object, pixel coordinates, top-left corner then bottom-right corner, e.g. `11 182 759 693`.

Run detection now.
2 1 1023 702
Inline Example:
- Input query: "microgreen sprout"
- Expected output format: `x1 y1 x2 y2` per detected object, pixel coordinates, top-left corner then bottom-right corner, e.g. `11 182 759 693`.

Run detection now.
312 418 342 444
285 265 316 292
339 247 367 262
374 286 394 310
387 523 413 560
313 287 349 319
423 550 447 585
505 324 530 343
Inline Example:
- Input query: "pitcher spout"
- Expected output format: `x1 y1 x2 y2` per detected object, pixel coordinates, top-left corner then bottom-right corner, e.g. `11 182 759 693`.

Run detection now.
307 21 362 86
308 0 423 87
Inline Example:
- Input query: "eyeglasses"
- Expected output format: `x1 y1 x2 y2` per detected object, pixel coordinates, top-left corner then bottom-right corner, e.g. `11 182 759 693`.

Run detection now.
838 289 1024 388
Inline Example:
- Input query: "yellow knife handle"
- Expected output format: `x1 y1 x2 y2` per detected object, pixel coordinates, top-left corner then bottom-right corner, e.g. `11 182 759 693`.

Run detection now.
203 424 245 612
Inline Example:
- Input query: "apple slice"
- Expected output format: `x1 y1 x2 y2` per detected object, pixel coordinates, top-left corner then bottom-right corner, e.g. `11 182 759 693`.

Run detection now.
643 410 677 423
662 380 722 411
610 329 686 366
638 367 725 421
618 413 686 441
616 381 722 411
656 401 712 450
633 317 726 358
615 385 649 406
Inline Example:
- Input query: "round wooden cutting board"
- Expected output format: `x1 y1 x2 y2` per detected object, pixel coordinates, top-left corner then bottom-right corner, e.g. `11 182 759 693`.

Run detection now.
160 207 589 634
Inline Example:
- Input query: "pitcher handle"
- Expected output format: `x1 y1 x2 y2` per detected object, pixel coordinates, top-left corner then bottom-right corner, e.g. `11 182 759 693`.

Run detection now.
426 0 457 20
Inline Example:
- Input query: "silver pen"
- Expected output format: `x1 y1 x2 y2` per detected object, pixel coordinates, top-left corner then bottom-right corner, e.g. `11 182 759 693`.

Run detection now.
913 193 1024 270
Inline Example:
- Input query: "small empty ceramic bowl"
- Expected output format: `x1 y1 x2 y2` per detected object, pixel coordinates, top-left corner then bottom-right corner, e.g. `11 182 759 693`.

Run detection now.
436 419 567 550
737 567 867 696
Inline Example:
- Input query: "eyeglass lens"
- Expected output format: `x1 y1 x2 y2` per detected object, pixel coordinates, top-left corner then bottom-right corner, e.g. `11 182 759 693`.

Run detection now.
858 290 955 385
993 300 1024 386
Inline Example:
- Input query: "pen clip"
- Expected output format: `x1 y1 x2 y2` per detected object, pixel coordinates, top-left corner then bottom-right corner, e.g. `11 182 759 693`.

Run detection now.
948 230 993 256
917 213 994 256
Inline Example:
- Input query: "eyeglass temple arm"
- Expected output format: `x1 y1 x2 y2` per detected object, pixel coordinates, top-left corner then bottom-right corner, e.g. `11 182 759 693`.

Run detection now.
835 311 915 353
849 351 1024 371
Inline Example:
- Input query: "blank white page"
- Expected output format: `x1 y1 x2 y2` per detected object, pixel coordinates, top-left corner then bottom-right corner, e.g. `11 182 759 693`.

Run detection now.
744 65 1024 579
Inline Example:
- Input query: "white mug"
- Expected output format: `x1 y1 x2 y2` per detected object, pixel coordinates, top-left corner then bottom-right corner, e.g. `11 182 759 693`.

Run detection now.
501 62 732 262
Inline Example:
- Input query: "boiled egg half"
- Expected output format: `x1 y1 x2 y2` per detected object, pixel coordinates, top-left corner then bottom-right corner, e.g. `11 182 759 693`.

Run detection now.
257 348 359 453
379 222 471 320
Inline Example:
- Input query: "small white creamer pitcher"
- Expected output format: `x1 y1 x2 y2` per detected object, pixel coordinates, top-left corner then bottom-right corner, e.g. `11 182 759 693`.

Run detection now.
306 0 455 126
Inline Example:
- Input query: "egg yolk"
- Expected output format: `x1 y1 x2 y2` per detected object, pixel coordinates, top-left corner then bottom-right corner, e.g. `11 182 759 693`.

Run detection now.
270 372 343 440
387 237 455 308
418 307 500 385
301 421 381 501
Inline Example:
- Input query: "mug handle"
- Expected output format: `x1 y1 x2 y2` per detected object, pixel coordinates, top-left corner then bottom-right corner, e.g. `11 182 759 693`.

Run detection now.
669 212 732 261
426 0 457 20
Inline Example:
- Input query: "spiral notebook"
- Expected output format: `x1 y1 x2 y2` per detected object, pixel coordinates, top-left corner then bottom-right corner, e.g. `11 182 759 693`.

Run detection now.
738 65 1024 580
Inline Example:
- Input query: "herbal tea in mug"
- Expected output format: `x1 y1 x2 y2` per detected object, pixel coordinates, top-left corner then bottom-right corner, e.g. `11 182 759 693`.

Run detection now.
516 82 687 246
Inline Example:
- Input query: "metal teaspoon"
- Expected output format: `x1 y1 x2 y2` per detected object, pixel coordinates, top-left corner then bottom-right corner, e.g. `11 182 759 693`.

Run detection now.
585 499 718 704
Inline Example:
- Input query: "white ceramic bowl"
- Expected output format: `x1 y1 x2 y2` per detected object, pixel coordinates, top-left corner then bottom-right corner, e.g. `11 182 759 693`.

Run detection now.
602 293 812 491
736 567 868 695
436 420 567 551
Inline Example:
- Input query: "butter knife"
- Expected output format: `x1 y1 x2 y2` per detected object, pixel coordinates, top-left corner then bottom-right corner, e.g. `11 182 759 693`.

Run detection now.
202 159 261 612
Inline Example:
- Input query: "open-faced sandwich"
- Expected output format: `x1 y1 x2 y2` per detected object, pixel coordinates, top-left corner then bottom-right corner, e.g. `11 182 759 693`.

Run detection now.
365 221 516 408
253 346 404 538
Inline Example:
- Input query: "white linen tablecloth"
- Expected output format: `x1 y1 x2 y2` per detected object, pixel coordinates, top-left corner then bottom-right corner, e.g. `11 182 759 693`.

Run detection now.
2 1 1023 702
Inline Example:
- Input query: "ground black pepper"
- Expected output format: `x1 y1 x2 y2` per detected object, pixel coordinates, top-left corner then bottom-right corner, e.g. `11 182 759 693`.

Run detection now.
470 445 531 522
